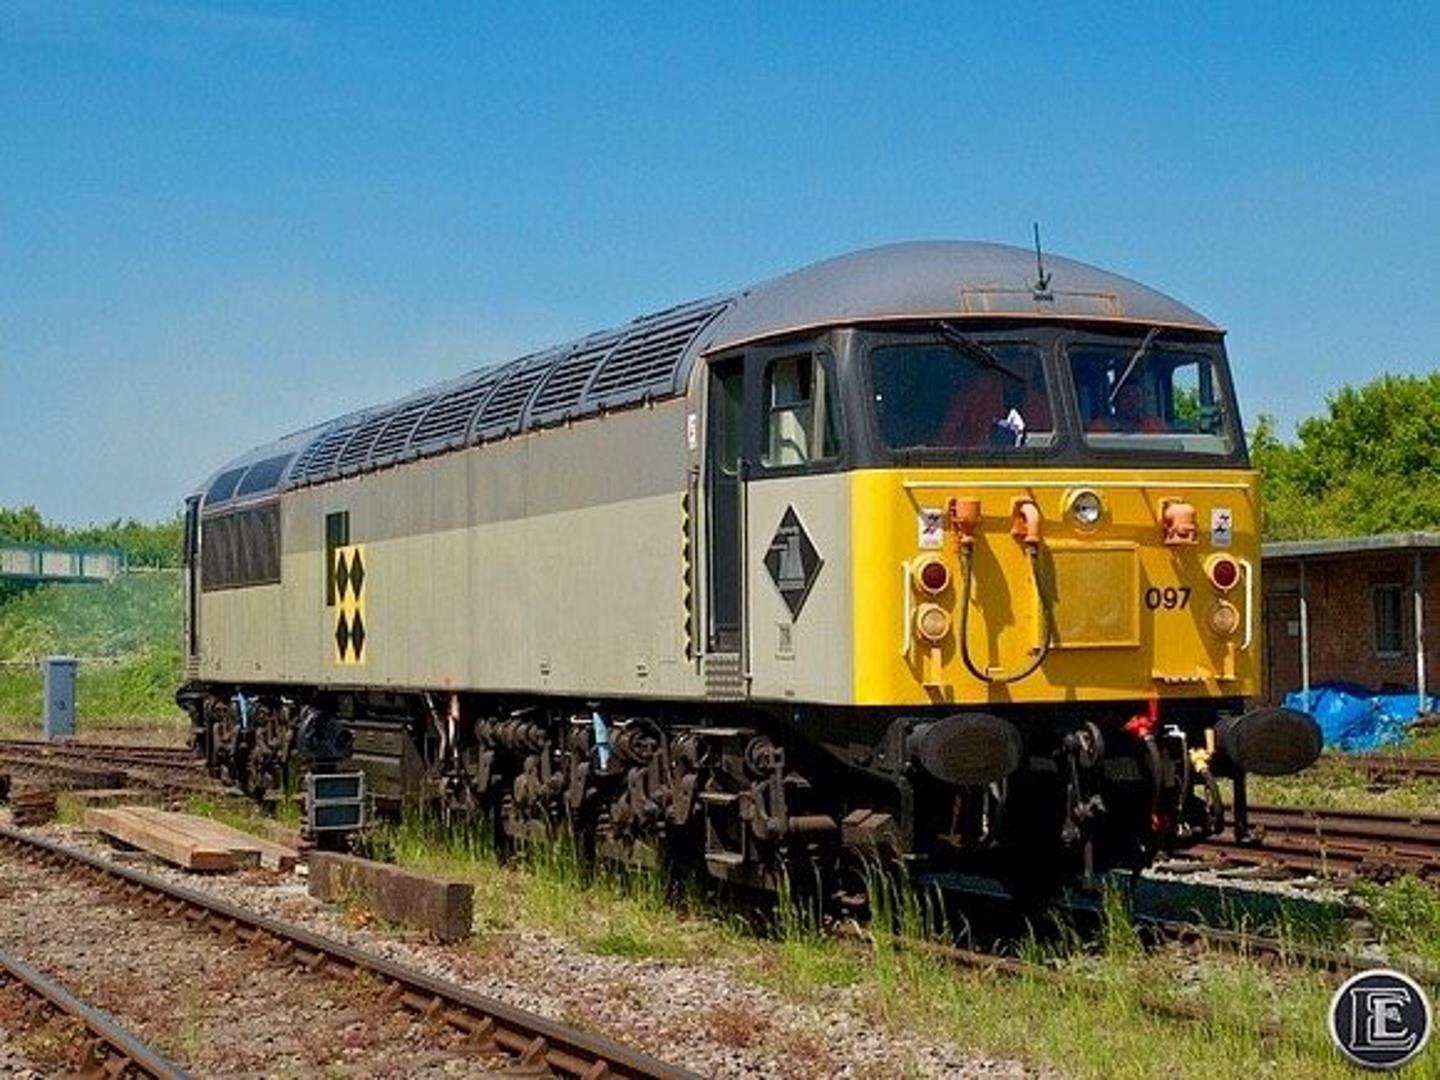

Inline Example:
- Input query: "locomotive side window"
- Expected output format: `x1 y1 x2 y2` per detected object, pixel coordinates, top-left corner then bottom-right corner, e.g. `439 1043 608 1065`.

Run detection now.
200 502 281 591
1070 342 1235 454
869 341 1052 451
761 353 841 467
325 510 349 607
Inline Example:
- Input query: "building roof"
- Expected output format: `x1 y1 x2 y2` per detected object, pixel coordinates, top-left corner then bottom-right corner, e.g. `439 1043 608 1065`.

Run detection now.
1263 532 1440 561
196 240 1220 508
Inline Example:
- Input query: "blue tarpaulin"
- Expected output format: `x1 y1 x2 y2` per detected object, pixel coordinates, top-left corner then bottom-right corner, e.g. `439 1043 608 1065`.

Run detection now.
1284 681 1436 751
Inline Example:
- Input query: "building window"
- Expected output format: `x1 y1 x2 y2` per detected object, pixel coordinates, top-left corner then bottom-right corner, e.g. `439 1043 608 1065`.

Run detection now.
1374 584 1405 657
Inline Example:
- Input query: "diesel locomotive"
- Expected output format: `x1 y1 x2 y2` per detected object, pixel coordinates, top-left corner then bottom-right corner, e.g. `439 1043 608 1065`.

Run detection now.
178 241 1321 894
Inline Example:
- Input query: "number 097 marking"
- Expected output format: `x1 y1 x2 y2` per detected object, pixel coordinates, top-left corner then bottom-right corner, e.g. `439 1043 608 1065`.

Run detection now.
1145 585 1191 611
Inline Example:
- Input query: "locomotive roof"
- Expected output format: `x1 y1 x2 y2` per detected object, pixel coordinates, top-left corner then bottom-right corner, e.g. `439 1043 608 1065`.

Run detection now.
196 240 1219 508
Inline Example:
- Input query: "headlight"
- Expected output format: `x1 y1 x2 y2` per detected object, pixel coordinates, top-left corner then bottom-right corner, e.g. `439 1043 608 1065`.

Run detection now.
1069 490 1103 528
1207 600 1240 637
915 603 952 643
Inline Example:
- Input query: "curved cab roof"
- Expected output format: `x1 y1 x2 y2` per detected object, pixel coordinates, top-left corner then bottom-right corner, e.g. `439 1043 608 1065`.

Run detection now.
198 240 1219 508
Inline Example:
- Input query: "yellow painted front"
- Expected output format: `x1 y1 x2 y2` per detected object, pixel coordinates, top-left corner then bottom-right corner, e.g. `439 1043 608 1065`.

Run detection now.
851 468 1260 706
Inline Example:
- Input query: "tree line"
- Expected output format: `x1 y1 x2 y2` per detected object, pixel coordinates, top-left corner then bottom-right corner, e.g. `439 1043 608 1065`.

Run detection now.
1250 371 1440 541
0 506 182 569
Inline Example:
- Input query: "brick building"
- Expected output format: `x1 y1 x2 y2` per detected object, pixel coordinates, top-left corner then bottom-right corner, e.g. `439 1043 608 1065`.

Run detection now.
1261 532 1439 705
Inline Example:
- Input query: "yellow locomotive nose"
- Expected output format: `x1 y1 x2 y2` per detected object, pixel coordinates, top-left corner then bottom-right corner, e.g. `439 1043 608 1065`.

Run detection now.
856 467 1262 707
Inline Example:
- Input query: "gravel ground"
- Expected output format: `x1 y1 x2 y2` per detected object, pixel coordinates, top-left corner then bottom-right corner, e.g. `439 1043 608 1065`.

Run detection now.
0 843 514 1077
0 813 1048 1078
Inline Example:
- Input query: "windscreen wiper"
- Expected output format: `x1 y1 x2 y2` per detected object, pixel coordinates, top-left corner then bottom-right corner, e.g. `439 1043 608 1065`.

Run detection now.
936 321 1024 382
1108 326 1161 404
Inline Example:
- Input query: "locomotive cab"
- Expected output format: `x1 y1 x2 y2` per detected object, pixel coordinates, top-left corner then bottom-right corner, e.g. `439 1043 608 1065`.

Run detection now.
703 313 1319 884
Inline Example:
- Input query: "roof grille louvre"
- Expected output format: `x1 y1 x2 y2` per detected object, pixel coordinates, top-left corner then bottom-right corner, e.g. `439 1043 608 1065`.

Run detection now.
586 303 726 406
278 294 731 491
408 378 498 456
335 414 393 475
472 362 551 441
296 425 359 483
525 334 621 427
368 397 437 464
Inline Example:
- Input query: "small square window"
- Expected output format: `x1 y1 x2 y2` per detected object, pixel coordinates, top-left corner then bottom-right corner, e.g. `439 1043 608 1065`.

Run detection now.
1374 584 1405 656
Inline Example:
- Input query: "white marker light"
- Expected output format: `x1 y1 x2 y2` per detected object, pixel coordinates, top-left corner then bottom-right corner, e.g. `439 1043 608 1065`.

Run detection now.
1070 490 1103 528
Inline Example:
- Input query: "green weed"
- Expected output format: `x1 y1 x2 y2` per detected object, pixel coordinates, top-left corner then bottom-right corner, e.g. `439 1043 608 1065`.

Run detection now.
1353 875 1440 967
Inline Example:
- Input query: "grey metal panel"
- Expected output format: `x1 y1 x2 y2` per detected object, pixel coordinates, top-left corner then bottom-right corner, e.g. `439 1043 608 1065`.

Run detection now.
703 241 1218 353
193 425 320 506
205 467 247 504
43 657 77 739
297 423 363 483
587 301 728 408
234 453 294 498
283 401 689 554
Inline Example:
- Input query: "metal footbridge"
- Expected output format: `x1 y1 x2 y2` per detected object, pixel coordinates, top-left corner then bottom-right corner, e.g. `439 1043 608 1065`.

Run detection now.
0 540 125 583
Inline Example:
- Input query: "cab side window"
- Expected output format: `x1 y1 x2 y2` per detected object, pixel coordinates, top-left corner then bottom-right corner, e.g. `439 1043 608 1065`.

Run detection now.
761 353 841 468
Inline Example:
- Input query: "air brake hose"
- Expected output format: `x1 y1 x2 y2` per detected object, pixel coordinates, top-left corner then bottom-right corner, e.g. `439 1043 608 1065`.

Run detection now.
958 544 1053 684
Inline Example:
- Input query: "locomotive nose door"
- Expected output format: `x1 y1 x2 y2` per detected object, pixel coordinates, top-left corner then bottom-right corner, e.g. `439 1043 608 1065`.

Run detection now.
705 357 747 655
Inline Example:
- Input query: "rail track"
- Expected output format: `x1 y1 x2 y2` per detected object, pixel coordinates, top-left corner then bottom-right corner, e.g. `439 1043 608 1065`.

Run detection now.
1199 802 1440 879
0 944 189 1078
0 738 195 768
0 738 217 796
1327 752 1440 785
0 825 694 1079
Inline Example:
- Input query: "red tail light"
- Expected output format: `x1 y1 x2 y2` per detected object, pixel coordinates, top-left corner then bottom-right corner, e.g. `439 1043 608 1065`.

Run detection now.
1207 555 1239 591
914 556 950 594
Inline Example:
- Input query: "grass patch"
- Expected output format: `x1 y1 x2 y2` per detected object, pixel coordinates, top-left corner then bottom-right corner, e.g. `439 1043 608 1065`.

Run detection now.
184 793 276 837
0 571 186 732
270 810 1422 1076
1249 759 1440 814
0 572 180 659
0 649 187 735
364 813 727 964
1353 875 1440 968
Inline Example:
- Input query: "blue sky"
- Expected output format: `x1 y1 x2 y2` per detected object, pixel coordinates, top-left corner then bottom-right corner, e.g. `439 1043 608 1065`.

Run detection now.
2 2 1436 524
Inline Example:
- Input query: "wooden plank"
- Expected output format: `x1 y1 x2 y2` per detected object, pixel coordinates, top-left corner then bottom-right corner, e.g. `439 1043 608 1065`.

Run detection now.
122 809 261 870
124 808 297 872
309 852 474 942
85 808 237 872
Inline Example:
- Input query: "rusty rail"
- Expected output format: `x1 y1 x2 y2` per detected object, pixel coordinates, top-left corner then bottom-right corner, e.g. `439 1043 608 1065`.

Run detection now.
0 739 219 796
0 739 196 767
1326 752 1440 785
1200 803 1440 879
0 945 190 1079
0 826 695 1080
